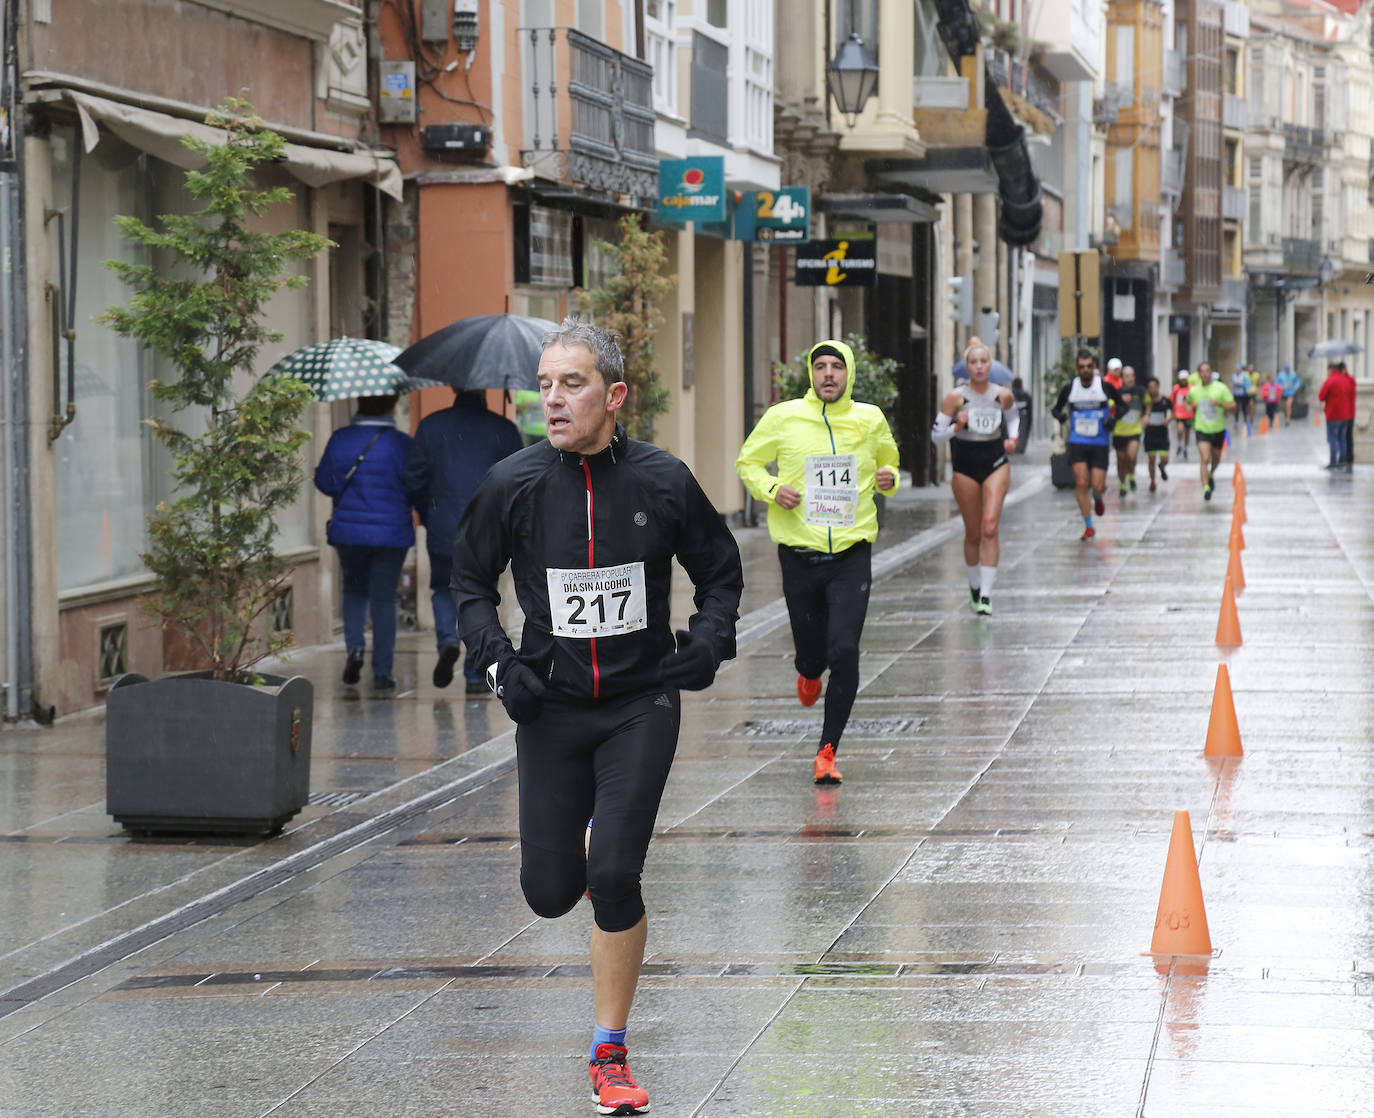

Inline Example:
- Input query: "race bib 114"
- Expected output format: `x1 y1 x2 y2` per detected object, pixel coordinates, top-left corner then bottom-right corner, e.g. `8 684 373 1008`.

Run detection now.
546 562 647 638
804 453 858 527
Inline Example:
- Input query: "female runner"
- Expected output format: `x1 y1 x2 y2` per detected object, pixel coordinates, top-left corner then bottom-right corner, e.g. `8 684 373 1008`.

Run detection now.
931 340 1020 615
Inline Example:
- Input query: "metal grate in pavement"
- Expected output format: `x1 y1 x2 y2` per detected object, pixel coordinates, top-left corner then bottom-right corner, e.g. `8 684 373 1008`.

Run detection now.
307 790 369 807
732 717 917 737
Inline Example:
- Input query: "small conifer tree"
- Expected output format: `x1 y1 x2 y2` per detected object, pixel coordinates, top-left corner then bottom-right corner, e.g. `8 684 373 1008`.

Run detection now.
98 99 330 682
575 216 675 440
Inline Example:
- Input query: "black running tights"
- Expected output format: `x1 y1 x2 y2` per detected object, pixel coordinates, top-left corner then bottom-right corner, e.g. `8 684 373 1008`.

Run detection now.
515 689 680 933
778 541 872 752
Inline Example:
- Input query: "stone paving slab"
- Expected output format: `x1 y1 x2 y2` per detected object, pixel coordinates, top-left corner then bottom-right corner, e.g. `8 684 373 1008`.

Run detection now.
7 425 1374 1115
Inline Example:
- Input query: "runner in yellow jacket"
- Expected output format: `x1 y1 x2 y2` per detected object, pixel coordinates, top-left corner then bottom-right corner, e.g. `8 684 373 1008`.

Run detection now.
736 338 900 785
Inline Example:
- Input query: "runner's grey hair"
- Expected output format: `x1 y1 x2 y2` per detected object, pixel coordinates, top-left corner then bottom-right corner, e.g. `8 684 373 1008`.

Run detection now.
542 317 626 385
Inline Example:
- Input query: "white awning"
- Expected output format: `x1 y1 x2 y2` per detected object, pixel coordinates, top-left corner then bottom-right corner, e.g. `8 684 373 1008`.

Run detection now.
70 91 403 201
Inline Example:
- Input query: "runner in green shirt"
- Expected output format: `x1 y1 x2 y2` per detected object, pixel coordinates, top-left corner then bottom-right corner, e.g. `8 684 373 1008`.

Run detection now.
1112 365 1145 498
1186 362 1236 501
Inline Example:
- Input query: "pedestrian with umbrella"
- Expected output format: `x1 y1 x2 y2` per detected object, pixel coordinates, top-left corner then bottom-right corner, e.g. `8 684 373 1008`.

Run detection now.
312 390 414 692
272 336 438 691
393 313 551 692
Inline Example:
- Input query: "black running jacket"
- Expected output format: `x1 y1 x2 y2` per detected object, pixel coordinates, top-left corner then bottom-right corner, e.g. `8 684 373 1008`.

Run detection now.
451 425 744 700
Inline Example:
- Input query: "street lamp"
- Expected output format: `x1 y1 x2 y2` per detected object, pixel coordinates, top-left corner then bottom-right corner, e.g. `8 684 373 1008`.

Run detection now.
827 33 879 127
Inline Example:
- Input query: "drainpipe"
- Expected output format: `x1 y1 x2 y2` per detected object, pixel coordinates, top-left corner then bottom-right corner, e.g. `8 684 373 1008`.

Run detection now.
1 0 30 721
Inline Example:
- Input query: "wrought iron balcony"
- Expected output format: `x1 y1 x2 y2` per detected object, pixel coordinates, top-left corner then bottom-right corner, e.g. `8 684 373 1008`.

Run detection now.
522 27 658 198
1282 237 1321 274
1283 123 1324 165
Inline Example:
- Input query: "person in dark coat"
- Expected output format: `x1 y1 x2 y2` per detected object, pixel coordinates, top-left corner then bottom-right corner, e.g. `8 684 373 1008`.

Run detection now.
314 394 414 689
1010 376 1032 453
404 390 525 691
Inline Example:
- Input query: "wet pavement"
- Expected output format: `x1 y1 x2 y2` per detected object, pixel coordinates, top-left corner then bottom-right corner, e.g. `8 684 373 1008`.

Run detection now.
4 423 1374 1116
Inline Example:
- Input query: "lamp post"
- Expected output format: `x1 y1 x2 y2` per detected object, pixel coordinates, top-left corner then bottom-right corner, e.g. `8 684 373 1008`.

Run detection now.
826 33 879 127
1318 254 1334 345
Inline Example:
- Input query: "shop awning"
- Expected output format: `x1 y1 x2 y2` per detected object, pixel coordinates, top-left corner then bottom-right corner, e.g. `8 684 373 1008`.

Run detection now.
69 91 402 201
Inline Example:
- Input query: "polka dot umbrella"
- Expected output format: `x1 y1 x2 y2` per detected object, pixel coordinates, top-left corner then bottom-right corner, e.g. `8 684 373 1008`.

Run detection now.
265 337 444 401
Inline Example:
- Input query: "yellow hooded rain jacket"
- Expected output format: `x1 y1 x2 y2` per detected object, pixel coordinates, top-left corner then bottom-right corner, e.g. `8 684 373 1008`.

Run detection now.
735 339 901 554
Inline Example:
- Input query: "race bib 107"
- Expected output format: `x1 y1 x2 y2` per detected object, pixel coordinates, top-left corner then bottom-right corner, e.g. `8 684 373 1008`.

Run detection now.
546 562 647 638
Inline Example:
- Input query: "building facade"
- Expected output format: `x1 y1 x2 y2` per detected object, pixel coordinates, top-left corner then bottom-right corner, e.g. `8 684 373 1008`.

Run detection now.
4 0 400 719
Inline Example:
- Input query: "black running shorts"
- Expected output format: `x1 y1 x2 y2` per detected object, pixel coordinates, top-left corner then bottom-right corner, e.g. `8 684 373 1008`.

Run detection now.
1195 429 1226 449
1067 442 1110 472
1143 426 1170 454
950 438 1008 484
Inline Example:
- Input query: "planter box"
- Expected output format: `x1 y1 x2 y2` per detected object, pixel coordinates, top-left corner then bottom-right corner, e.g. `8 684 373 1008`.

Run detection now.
106 672 312 836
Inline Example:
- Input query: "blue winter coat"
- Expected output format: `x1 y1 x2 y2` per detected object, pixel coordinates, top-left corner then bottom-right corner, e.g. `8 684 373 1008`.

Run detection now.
314 417 415 549
403 394 525 557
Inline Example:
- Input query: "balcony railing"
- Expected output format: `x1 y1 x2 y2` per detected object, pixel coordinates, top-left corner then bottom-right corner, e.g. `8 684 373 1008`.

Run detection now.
1223 0 1250 38
1163 50 1185 97
1283 123 1325 164
1223 94 1246 130
1162 150 1185 198
1161 254 1186 290
1218 277 1248 309
1222 185 1245 222
522 28 658 197
1282 237 1321 274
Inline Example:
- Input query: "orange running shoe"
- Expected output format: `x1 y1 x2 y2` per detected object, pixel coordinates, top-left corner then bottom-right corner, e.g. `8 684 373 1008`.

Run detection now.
589 1043 650 1115
813 743 842 784
796 674 822 707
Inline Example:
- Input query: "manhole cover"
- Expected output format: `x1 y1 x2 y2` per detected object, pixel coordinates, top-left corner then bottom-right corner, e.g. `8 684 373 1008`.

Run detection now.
732 717 917 737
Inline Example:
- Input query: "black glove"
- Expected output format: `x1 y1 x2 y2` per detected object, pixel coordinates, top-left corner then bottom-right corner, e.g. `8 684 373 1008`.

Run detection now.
658 629 719 691
491 659 546 723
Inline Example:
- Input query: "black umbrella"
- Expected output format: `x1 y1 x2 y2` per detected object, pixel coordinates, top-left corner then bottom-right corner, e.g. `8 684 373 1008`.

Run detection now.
393 313 558 391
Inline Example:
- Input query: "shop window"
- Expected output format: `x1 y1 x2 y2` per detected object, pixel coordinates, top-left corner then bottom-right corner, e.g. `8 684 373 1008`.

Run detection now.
51 127 315 594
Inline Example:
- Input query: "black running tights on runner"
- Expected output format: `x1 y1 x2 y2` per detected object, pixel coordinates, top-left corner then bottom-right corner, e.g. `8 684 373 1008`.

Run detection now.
778 541 872 753
515 689 680 933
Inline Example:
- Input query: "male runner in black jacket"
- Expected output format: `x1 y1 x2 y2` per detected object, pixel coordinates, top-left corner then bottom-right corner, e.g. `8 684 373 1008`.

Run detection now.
452 318 743 1116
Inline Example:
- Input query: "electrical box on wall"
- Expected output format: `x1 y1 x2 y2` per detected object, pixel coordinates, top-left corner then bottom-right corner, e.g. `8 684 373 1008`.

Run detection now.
421 0 450 41
378 61 417 123
422 123 490 157
454 0 480 51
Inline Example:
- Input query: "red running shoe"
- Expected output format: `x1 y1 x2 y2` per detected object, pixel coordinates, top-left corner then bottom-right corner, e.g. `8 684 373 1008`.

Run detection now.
813 743 843 784
1093 494 1105 517
796 674 822 707
590 1043 650 1116
1080 525 1096 541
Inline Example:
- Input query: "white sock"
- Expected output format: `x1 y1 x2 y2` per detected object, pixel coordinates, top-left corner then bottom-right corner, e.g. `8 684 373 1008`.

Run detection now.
967 564 980 591
979 566 997 597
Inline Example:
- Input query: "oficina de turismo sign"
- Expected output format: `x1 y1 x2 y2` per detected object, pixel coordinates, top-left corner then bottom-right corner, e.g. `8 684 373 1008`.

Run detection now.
656 157 725 224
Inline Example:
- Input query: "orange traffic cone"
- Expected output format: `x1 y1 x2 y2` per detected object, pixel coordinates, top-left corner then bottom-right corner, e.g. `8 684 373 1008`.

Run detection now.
1315 413 1323 427
1216 574 1242 647
1204 664 1244 757
1229 520 1245 551
1151 810 1214 956
1233 493 1246 525
1257 416 1270 435
1233 464 1247 494
1226 542 1245 592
